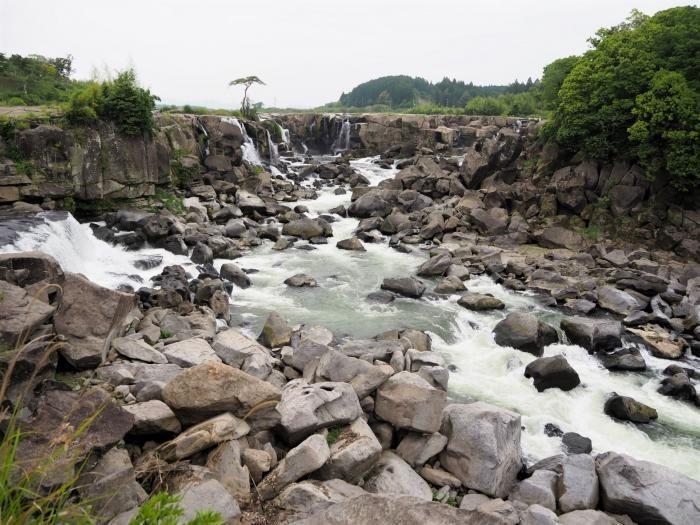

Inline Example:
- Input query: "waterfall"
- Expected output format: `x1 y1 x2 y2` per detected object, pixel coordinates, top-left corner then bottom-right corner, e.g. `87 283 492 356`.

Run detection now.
331 118 351 153
223 117 263 166
266 129 279 166
194 117 210 156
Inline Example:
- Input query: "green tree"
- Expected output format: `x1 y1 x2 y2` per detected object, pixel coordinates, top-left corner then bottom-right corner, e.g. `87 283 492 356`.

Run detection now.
229 76 265 119
540 56 580 110
100 69 159 136
628 70 700 190
465 96 506 116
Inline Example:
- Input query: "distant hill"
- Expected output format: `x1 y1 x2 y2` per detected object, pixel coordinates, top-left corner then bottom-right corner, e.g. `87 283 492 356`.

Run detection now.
337 75 518 108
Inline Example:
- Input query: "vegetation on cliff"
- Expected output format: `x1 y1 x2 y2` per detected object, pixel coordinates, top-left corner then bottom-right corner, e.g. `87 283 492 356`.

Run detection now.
0 53 83 106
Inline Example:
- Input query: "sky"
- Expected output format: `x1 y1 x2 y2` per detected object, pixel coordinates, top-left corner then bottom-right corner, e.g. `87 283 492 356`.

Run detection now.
1 0 693 108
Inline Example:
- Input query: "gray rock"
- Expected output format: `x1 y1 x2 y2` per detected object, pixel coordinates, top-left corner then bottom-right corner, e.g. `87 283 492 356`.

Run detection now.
212 328 273 379
604 394 657 423
557 454 599 512
559 510 621 524
282 338 332 372
277 380 362 444
275 479 366 513
314 349 391 399
560 317 622 353
562 432 592 454
122 400 181 435
434 275 467 294
285 273 318 287
363 451 432 501
381 277 426 298
598 286 645 316
206 439 250 503
258 312 293 348
241 448 271 483
458 292 505 311
493 312 558 356
596 451 700 525
510 470 558 511
375 371 446 433
439 402 522 498
176 478 241 523
418 466 462 488
162 337 221 367
336 237 366 251
599 348 646 371
219 262 251 288
339 339 404 361
317 417 382 482
158 412 249 461
111 337 167 364
258 434 330 500
396 431 448 467
417 253 452 277
520 504 559 525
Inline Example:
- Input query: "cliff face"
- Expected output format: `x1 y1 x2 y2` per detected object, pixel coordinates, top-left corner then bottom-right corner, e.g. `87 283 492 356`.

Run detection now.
0 113 202 206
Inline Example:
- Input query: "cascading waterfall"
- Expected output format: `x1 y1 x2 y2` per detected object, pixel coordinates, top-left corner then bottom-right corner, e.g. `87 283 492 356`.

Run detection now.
223 117 263 166
266 129 279 166
331 118 351 153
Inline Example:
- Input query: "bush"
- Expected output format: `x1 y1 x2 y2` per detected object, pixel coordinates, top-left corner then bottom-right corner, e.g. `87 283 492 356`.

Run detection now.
129 492 222 525
465 96 506 116
100 70 159 136
64 82 101 126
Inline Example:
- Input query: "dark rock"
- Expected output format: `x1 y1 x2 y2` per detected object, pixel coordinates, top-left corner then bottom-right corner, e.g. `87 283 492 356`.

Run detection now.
381 277 426 299
604 394 658 423
599 348 646 371
220 262 251 288
457 292 505 311
336 237 366 251
524 355 581 392
285 273 318 288
493 312 558 356
366 291 395 304
560 317 622 353
416 253 452 277
562 432 592 454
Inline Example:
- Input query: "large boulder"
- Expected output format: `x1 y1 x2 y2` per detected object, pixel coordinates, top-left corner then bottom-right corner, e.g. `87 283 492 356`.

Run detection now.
524 355 580 392
557 454 599 512
457 292 505 311
416 253 452 277
560 317 622 353
277 380 363 444
0 279 56 347
596 451 700 525
380 277 426 298
162 338 221 367
161 362 280 423
375 372 446 433
509 470 558 511
314 349 391 399
363 451 433 501
282 218 332 239
317 417 383 483
258 312 293 348
493 313 558 356
535 226 584 251
212 328 273 379
54 272 136 369
604 394 657 423
439 402 522 498
274 479 366 514
597 286 646 316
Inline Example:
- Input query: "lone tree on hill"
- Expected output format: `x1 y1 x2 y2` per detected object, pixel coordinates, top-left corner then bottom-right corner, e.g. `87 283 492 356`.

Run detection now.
229 75 265 119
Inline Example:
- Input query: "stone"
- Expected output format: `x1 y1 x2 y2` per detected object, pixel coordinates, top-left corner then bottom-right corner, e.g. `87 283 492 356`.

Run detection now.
258 434 330 500
493 313 558 356
363 451 432 501
212 328 273 379
627 325 685 359
458 292 505 311
397 432 448 467
604 394 658 424
469 207 509 235
314 349 391 399
191 242 213 264
510 470 558 511
598 286 645 316
162 337 221 367
54 272 136 369
336 237 366 251
258 312 293 348
285 273 318 287
524 355 581 392
161 362 280 423
277 380 362 444
111 337 167 364
562 432 592 454
536 226 584 251
599 347 646 371
219 262 251 288
241 448 271 482
158 412 249 461
559 510 621 525
317 417 382 483
206 439 250 503
596 451 700 525
275 479 366 513
78 448 147 522
375 371 446 433
520 504 559 525
122 400 181 435
434 275 466 294
0 280 56 347
560 317 622 353
380 277 426 298
558 454 599 512
439 402 522 498
282 338 332 372
417 253 452 277
176 478 241 523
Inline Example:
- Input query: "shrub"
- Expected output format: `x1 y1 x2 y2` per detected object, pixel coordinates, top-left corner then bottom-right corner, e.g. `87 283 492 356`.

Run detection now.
100 70 160 136
64 82 101 126
129 492 222 525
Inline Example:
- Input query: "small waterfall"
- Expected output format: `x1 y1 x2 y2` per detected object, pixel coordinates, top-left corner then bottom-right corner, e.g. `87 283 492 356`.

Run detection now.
223 117 263 166
194 117 210 156
331 118 351 153
266 129 279 166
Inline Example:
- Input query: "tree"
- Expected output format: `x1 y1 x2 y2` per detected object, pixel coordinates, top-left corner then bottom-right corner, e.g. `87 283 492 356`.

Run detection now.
229 75 265 119
540 56 580 110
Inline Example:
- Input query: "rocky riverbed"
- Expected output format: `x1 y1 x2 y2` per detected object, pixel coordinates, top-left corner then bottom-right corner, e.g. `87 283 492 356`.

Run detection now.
1 114 700 524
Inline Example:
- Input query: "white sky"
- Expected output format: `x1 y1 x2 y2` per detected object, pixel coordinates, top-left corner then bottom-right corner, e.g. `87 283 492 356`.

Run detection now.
0 0 692 108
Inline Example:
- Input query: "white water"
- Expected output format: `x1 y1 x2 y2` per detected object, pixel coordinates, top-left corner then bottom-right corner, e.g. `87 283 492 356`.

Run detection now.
266 130 279 166
332 119 351 152
224 117 263 166
3 155 700 479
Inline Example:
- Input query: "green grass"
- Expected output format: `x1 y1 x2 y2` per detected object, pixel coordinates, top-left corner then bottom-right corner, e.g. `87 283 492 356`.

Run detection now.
129 492 222 525
150 189 185 216
160 329 173 339
325 426 342 445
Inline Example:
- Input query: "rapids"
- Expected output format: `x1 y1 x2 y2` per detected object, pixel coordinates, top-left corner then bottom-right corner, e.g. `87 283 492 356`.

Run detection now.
2 154 700 479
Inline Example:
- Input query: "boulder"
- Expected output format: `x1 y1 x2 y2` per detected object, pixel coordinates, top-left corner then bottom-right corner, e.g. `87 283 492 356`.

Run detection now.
469 207 509 235
111 337 167 364
212 328 273 379
317 417 382 483
283 218 332 240
604 394 657 424
161 362 280 423
0 280 56 347
122 400 181 435
205 440 250 503
314 349 391 399
396 432 448 467
175 478 241 523
458 292 505 311
520 505 559 525
275 479 366 514
417 253 452 277
627 325 685 359
439 402 522 498
277 380 362 444
285 273 318 287
158 412 249 461
54 272 136 369
558 510 621 525
560 317 622 353
493 313 558 356
375 372 446 433
524 355 580 392
434 275 466 294
363 451 432 501
599 348 646 371
562 432 593 455
509 470 558 511
536 227 584 251
598 286 645 316
336 237 366 251
257 434 330 500
557 454 599 512
381 277 426 298
596 451 700 525
162 338 221 367
219 262 251 288
258 312 293 348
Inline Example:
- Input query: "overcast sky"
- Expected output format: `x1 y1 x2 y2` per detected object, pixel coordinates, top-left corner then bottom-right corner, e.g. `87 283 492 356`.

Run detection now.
1 0 692 108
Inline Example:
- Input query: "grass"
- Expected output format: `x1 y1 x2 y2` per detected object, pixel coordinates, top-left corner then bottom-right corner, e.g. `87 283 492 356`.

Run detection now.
150 190 186 216
160 329 173 340
129 492 222 525
325 426 342 445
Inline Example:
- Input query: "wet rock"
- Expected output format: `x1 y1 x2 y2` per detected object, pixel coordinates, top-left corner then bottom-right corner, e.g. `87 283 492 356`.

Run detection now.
161 362 280 423
366 290 395 303
439 402 522 498
434 275 466 294
336 237 366 251
363 451 432 501
258 434 330 500
54 272 136 369
380 277 426 298
524 355 580 392
277 379 362 444
417 253 452 277
317 417 382 483
604 394 657 423
599 348 646 371
560 317 622 353
596 451 700 525
258 312 293 348
158 412 249 461
219 262 251 288
458 292 505 311
658 373 696 400
510 470 557 511
191 242 213 264
493 312 558 357
557 453 599 512
162 337 221 367
375 371 446 433
562 432 592 454
285 273 318 287
122 399 181 435
282 218 332 240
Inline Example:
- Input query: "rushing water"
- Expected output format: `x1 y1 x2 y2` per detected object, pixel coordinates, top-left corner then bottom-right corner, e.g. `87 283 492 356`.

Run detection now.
3 154 700 480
